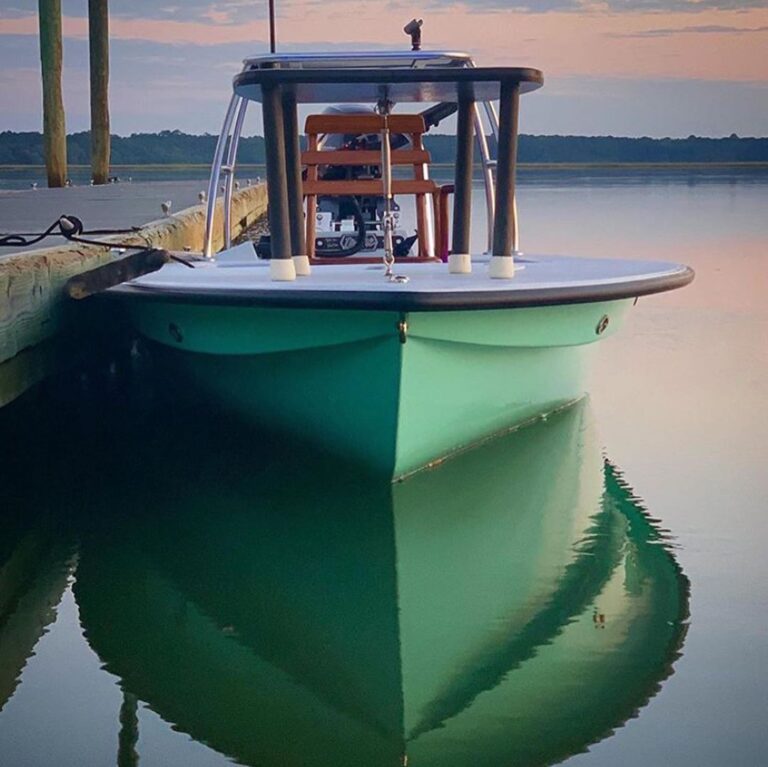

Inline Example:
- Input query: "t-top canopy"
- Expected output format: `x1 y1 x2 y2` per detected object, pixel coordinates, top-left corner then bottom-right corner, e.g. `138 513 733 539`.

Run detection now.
233 51 543 104
232 50 543 266
242 51 474 70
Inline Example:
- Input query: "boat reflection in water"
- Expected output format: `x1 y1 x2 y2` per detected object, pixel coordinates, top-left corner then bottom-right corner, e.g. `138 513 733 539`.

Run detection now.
74 400 689 766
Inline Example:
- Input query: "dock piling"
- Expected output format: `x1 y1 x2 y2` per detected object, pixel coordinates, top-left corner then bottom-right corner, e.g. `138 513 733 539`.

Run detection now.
38 0 68 188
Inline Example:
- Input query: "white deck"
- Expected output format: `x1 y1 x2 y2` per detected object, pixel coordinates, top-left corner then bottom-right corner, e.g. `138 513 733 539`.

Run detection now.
123 254 691 298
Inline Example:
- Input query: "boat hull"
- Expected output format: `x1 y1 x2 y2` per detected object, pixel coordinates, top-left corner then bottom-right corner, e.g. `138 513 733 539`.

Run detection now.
128 299 632 478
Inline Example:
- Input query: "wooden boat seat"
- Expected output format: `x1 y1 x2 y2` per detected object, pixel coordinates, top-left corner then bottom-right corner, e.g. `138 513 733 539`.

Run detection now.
302 113 443 261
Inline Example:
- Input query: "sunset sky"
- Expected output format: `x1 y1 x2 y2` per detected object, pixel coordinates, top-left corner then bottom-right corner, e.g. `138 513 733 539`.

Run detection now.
1 0 767 137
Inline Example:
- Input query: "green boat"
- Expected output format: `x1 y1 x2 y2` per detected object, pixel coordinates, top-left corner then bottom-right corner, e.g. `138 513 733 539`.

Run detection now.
73 402 690 766
109 47 693 479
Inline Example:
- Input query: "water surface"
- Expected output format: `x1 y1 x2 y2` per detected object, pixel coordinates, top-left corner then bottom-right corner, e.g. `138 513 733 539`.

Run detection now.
0 169 766 765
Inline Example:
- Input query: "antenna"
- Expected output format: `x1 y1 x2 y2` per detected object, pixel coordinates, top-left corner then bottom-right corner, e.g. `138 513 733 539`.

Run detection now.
268 0 276 53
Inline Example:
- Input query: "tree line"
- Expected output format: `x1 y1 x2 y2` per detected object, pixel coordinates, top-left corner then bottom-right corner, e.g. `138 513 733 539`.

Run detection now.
1 129 766 165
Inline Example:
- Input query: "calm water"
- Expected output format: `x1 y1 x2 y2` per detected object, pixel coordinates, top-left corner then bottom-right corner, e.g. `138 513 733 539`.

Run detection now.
0 169 767 765
0 166 265 191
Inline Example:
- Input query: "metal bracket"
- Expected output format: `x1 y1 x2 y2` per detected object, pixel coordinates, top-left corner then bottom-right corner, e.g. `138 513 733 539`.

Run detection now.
397 317 408 344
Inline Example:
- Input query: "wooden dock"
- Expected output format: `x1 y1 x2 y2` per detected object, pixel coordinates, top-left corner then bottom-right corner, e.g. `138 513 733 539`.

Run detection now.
0 184 267 408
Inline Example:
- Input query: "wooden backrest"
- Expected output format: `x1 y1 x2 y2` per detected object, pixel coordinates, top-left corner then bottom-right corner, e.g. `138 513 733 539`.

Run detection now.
302 149 431 167
304 113 427 137
302 112 437 260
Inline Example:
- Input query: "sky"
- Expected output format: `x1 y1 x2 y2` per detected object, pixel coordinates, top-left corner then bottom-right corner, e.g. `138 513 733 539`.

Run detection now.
1 0 767 137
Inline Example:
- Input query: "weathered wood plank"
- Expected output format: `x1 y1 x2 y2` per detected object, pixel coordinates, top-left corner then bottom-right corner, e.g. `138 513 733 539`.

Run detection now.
303 179 437 195
301 149 431 166
65 248 170 300
304 114 426 134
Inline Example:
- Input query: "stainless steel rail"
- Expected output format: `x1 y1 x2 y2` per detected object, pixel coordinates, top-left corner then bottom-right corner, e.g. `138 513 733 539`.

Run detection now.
481 98 518 253
203 94 241 259
222 98 249 250
473 103 496 254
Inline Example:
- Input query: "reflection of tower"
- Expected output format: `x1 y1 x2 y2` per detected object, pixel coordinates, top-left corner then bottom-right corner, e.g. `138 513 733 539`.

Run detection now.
73 400 689 767
117 692 139 767
593 608 606 628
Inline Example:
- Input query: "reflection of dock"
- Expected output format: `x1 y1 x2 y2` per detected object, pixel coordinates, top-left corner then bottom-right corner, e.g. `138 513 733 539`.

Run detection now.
73 401 688 766
0 523 76 714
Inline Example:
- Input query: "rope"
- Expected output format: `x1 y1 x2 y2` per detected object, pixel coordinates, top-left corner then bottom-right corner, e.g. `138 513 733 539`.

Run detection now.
0 215 139 248
0 215 194 268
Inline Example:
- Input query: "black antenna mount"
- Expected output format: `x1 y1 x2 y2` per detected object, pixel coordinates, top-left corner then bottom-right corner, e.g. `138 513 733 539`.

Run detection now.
403 19 423 51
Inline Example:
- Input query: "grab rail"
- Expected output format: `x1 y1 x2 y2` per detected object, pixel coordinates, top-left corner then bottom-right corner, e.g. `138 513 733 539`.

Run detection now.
203 95 240 259
222 99 249 251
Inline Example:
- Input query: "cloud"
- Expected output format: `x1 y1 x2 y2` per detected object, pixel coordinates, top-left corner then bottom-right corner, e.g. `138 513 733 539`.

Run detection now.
1 4 32 19
108 0 266 24
432 0 768 12
0 34 399 133
608 24 768 37
4 0 768 20
0 0 266 24
2 28 766 137
2 0 766 134
521 75 768 137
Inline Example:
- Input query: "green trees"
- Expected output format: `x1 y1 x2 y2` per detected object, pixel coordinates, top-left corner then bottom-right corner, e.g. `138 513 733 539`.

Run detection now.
1 131 766 167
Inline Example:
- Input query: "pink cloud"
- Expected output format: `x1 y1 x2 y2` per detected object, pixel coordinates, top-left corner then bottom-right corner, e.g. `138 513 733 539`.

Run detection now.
2 6 767 82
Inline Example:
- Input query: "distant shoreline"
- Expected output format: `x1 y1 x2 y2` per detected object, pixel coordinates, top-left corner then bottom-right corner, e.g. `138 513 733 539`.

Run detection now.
5 131 766 166
3 161 768 171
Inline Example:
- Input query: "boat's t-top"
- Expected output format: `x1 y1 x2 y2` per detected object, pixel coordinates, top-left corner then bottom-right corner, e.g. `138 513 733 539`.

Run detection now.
203 44 543 281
